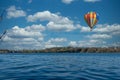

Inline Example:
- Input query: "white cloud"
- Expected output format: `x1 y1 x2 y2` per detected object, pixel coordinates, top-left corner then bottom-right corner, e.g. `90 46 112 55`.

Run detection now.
44 44 57 49
8 26 43 38
27 11 73 24
84 0 101 2
69 41 77 47
45 38 67 48
1 36 44 50
27 11 56 22
27 11 76 32
48 38 67 43
47 21 76 31
79 24 120 37
68 39 106 47
25 24 45 32
44 42 61 49
28 0 32 3
87 34 112 39
0 25 44 50
109 42 120 47
0 25 69 49
78 39 106 47
7 6 26 18
61 0 101 4
78 24 120 47
62 0 74 4
79 26 90 32
93 24 120 34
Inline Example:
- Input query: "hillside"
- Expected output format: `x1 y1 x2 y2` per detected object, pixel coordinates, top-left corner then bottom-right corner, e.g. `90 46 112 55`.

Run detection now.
0 47 120 53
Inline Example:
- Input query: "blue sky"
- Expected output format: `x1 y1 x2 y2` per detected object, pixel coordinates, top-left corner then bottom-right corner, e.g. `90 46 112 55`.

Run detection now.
0 0 120 50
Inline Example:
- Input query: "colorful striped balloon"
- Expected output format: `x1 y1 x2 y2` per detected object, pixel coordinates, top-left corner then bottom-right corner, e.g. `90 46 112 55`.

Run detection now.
84 11 99 30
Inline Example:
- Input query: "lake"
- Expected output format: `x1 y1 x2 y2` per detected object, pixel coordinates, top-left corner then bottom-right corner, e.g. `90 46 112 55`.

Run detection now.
0 53 120 80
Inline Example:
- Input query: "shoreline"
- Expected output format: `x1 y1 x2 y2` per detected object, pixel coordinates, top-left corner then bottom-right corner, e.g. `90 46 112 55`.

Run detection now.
0 47 120 53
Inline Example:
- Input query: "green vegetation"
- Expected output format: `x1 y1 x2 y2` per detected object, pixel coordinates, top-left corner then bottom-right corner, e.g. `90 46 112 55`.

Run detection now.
0 47 120 53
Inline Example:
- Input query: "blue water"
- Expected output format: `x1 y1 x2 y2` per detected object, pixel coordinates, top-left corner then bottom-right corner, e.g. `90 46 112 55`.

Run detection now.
0 53 120 80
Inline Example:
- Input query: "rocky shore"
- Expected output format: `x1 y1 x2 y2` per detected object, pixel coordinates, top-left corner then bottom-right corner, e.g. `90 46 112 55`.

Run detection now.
0 47 120 53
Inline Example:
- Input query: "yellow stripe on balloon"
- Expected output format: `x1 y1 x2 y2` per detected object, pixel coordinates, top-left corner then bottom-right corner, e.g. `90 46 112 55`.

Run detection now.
90 12 93 27
93 13 96 26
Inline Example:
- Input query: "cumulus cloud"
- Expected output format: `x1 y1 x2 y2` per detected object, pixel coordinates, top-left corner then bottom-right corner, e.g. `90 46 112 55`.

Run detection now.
87 34 112 39
27 11 76 32
78 39 106 47
0 25 45 50
0 25 69 49
62 0 74 4
93 24 120 34
7 6 26 18
18 0 101 5
25 24 45 32
68 39 106 47
44 42 61 49
8 26 43 38
80 24 120 35
1 38 44 50
0 23 120 49
28 0 32 3
47 21 76 31
48 38 67 43
44 43 57 49
69 41 77 47
77 25 90 32
109 42 120 47
27 11 73 24
84 0 101 2
61 0 101 4
45 38 67 48
77 24 120 47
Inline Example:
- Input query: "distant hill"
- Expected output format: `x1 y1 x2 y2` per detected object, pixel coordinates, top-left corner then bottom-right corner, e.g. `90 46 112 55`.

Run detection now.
0 47 120 53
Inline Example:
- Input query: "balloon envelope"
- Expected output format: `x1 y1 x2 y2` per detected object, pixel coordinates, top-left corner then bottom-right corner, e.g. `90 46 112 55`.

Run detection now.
84 11 99 30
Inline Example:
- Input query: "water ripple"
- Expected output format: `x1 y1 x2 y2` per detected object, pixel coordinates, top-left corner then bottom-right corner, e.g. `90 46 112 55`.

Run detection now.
0 53 120 80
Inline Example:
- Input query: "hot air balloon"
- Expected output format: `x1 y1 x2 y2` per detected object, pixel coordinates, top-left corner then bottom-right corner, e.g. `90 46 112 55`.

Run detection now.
84 11 99 31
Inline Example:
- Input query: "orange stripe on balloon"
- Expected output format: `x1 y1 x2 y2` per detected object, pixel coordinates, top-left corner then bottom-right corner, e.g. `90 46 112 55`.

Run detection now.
87 14 91 27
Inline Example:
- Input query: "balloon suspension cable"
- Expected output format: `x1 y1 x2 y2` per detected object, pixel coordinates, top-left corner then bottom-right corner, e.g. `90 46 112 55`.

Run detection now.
90 28 92 31
0 30 7 41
